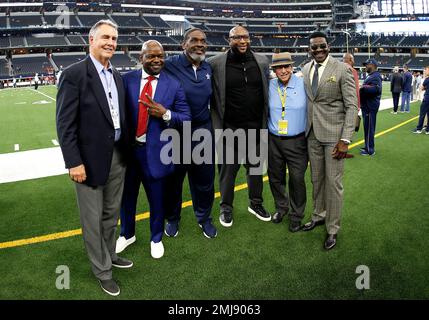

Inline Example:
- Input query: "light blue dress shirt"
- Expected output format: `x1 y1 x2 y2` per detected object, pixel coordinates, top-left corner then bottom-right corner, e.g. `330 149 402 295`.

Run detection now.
89 54 121 141
268 73 307 136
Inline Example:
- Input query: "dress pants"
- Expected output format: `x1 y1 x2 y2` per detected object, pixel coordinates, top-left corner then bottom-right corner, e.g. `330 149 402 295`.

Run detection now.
267 133 308 222
362 108 378 154
165 121 215 225
307 129 345 235
75 146 126 280
392 92 400 112
417 100 429 130
218 129 264 212
120 143 166 243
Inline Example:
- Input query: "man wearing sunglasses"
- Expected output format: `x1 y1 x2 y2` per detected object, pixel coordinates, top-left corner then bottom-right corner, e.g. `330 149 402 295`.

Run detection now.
208 25 271 228
301 31 358 250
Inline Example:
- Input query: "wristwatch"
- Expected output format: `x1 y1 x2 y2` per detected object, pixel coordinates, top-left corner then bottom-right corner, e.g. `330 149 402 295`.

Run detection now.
162 109 171 122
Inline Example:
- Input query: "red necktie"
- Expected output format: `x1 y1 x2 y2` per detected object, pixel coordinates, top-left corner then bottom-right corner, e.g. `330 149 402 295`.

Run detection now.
136 75 156 137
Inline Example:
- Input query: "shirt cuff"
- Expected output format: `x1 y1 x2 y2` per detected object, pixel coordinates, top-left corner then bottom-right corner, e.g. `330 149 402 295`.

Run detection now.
341 139 351 144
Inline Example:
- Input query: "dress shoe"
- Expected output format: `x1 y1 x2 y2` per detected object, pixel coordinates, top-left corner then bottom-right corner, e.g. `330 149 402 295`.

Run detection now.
115 235 136 254
324 234 337 250
150 241 164 259
99 279 120 296
112 257 133 269
272 212 287 224
302 219 325 231
289 220 302 233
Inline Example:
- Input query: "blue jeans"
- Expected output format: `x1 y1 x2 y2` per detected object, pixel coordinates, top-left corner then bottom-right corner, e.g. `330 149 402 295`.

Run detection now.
401 91 411 112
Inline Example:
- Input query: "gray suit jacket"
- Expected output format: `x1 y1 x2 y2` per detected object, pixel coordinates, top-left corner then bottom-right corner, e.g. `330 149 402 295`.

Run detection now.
303 56 358 143
207 50 270 130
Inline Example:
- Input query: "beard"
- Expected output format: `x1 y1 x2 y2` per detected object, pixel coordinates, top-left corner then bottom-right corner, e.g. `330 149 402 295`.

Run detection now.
188 52 206 63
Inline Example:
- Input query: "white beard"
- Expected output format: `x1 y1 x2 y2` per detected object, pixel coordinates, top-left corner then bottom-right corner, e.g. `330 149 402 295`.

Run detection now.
189 52 206 63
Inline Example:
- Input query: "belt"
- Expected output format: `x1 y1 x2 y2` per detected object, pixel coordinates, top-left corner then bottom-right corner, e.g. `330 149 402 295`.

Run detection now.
269 132 305 140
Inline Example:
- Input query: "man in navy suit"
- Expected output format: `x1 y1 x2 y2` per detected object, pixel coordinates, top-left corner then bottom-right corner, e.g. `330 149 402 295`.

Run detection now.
56 20 132 296
115 40 191 258
360 58 382 156
401 65 412 113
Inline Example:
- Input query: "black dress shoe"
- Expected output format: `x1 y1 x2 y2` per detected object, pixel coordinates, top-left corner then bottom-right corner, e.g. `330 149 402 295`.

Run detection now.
272 212 287 224
324 234 337 250
302 219 325 231
289 220 302 233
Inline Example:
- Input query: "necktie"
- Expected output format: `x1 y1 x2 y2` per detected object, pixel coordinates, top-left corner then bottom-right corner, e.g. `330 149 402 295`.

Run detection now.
136 75 156 137
312 63 321 97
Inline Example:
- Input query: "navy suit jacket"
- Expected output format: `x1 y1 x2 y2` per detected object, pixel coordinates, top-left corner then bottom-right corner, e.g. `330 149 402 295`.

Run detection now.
122 69 191 179
56 56 129 187
402 71 412 92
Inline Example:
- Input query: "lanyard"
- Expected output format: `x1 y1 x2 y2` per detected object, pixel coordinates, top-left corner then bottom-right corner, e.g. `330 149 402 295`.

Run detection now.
277 83 287 120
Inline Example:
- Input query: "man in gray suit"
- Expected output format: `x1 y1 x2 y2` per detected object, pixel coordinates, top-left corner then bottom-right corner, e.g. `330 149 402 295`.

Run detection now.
301 31 358 250
208 25 271 227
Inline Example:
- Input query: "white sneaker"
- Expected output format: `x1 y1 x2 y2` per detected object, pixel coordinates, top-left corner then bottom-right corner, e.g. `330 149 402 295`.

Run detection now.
115 235 136 254
150 241 164 259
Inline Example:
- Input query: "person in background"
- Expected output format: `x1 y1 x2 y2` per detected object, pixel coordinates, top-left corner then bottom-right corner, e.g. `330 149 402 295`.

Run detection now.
359 58 382 156
400 65 412 113
412 65 429 135
390 66 402 114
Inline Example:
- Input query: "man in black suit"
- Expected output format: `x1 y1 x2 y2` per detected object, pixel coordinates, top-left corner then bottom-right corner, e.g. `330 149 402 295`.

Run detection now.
390 66 403 114
56 20 132 297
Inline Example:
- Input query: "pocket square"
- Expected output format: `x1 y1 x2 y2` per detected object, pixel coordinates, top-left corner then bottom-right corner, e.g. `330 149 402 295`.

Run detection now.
327 75 336 83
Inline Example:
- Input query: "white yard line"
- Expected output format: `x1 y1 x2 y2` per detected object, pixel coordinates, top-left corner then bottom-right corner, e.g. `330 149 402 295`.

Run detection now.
14 144 19 151
51 139 59 146
0 147 67 184
26 88 56 102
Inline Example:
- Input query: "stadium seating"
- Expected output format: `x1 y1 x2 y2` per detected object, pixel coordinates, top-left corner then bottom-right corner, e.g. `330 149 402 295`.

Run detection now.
67 35 87 45
143 16 172 29
77 14 110 27
43 14 81 28
0 58 10 77
26 36 68 47
52 54 86 69
12 56 53 76
111 15 150 28
9 15 43 28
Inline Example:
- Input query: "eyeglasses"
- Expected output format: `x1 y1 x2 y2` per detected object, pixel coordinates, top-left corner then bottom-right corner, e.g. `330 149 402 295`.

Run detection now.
229 35 250 41
310 43 328 51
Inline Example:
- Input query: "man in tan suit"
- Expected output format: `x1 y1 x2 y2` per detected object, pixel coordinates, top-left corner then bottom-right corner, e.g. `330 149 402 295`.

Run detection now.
301 31 358 250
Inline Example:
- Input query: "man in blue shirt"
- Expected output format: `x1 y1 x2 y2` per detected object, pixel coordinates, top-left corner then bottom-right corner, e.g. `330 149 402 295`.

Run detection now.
163 28 217 239
267 52 308 232
401 65 412 113
412 65 429 134
360 58 382 156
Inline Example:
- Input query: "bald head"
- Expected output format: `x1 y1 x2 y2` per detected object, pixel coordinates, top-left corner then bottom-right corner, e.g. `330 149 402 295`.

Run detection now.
140 40 165 75
228 25 250 55
343 53 354 67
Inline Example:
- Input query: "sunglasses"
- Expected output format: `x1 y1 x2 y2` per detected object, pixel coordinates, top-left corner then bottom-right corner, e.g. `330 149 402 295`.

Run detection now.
310 43 328 51
229 35 250 41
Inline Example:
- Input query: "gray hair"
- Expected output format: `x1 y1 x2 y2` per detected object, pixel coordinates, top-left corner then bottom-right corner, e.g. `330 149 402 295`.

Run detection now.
393 66 399 73
141 40 163 53
89 19 118 39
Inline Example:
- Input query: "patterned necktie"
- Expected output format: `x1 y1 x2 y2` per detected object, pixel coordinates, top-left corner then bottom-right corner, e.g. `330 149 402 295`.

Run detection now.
136 75 156 137
312 63 321 97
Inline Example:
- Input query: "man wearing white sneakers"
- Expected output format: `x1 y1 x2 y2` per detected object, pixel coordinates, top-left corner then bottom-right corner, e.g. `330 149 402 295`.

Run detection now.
116 40 191 258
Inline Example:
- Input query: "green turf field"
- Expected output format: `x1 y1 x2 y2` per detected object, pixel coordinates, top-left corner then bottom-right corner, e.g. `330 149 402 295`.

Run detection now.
0 85 428 300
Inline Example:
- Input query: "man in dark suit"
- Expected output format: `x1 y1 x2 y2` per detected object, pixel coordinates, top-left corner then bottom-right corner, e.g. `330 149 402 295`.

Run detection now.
208 25 271 227
56 20 132 297
115 40 191 258
390 66 403 114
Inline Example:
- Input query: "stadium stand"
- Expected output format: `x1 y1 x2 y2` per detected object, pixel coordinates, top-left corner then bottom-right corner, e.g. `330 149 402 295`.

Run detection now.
12 55 53 76
9 15 43 28
110 15 150 28
77 14 110 27
0 58 10 77
26 36 68 47
143 16 172 29
43 14 81 28
67 35 87 45
52 53 86 69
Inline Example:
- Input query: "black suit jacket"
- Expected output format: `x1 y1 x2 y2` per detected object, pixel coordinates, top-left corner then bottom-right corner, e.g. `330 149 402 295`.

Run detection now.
56 56 129 186
391 72 403 93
